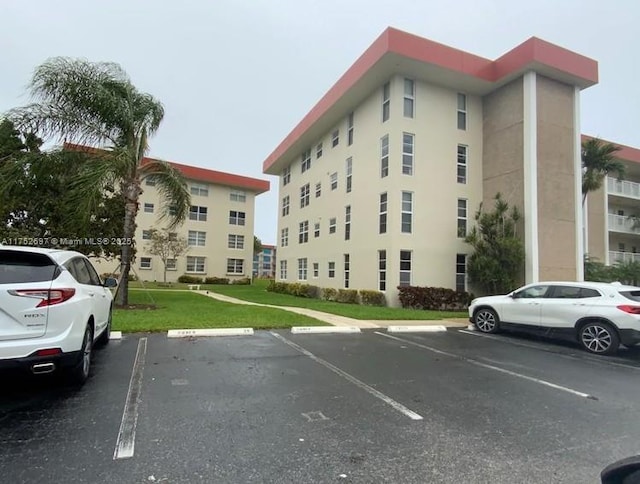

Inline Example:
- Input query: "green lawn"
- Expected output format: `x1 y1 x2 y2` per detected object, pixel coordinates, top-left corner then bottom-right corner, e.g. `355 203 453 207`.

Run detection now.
209 280 468 321
113 290 327 332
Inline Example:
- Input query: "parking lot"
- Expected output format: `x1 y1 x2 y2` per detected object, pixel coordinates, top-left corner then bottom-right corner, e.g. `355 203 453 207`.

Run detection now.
1 328 640 484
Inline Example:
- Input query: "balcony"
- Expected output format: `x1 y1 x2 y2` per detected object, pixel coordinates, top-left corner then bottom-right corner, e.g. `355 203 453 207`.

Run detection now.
608 214 640 235
608 177 640 199
609 251 640 264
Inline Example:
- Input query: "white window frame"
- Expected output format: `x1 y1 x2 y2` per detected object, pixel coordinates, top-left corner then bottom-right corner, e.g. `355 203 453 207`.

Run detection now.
300 183 310 208
188 230 206 247
401 191 413 234
140 257 152 269
145 176 156 186
301 149 311 173
316 142 323 159
142 230 152 240
144 203 154 213
280 260 287 279
344 253 350 288
190 183 209 196
330 172 338 190
457 93 467 130
328 261 335 278
313 262 319 278
331 129 339 147
382 81 390 122
457 145 468 184
329 217 337 234
186 256 205 273
456 254 467 292
299 220 309 244
314 222 320 238
281 227 289 247
347 112 354 146
166 258 177 271
189 205 208 222
227 258 244 275
457 198 468 238
315 182 321 198
228 234 245 249
229 210 246 226
399 250 412 287
346 157 353 193
402 133 414 175
403 78 415 118
380 135 389 178
378 250 387 291
282 195 290 217
379 193 387 234
345 205 351 241
282 166 291 186
230 190 246 202
298 258 308 281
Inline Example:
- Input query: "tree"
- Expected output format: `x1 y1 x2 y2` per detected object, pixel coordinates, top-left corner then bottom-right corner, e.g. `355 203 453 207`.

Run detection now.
253 235 263 254
145 229 189 283
6 58 190 305
582 137 624 205
465 193 525 295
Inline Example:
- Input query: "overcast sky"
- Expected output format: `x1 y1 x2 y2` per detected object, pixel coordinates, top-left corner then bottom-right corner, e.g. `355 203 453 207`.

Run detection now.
2 0 639 244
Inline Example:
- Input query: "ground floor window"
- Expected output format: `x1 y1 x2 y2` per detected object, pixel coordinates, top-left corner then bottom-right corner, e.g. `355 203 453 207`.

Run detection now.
186 256 205 273
456 254 467 292
399 250 412 286
227 258 244 274
298 258 308 280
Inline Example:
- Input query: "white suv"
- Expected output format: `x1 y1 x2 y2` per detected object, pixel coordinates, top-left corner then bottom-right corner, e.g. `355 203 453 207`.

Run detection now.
469 281 640 355
0 246 116 383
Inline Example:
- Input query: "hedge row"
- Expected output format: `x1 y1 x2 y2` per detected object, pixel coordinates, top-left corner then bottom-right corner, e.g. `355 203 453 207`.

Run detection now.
397 285 473 310
177 275 251 285
267 280 386 306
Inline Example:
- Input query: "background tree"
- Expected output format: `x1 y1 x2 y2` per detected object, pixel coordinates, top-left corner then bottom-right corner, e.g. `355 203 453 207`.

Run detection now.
465 193 525 295
145 229 189 283
582 137 624 205
7 58 191 305
253 235 263 254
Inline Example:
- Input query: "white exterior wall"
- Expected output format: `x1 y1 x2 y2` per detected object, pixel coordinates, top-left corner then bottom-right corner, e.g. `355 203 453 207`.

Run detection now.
276 75 483 306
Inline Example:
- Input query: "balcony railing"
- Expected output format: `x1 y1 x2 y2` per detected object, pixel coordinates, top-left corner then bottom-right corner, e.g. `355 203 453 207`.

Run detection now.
608 177 640 199
609 251 640 264
608 214 640 235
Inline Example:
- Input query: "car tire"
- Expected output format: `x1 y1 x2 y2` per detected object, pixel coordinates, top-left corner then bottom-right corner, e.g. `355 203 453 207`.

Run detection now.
68 325 93 385
474 308 500 334
579 321 620 355
95 308 112 348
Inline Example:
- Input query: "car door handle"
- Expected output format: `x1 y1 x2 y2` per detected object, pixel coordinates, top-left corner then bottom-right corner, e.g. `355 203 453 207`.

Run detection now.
87 292 95 297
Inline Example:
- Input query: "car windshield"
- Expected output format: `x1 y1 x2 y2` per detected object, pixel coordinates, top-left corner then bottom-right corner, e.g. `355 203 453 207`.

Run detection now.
0 250 60 283
619 290 640 302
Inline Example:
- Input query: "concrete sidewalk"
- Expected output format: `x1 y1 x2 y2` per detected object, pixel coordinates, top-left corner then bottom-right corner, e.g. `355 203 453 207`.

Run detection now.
197 290 467 329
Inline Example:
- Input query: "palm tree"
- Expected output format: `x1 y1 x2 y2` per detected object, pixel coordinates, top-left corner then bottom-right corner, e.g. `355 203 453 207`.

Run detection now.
7 58 190 305
582 137 624 205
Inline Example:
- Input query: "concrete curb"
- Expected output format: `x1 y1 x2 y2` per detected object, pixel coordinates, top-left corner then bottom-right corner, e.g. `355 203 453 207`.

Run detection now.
110 331 123 340
291 326 362 334
387 325 447 333
167 328 254 338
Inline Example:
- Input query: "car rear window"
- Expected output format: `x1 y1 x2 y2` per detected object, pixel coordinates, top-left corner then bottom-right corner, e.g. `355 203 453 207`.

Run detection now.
619 290 640 302
0 250 60 283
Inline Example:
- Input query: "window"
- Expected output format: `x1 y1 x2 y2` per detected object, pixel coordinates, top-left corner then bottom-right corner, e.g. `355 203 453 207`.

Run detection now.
382 81 390 122
227 258 244 274
140 257 152 269
228 234 245 249
379 193 388 234
301 149 311 173
457 199 467 238
404 78 414 118
300 183 310 208
280 260 287 279
229 211 246 226
191 183 209 196
402 191 413 234
456 254 467 292
347 112 354 146
186 256 205 273
314 222 320 238
282 195 290 217
189 205 208 221
281 227 289 247
344 254 350 288
402 133 414 175
345 205 351 241
378 250 387 291
346 157 352 193
168 205 178 217
144 203 154 213
330 172 338 190
380 135 389 178
188 230 206 246
230 190 246 202
399 250 412 287
145 176 156 186
298 258 308 280
166 259 177 270
142 230 152 240
313 262 319 278
457 145 468 184
299 220 309 244
332 129 339 147
514 285 550 299
329 217 337 234
315 182 321 198
316 142 323 159
457 93 467 130
550 285 585 299
328 261 335 278
282 166 291 186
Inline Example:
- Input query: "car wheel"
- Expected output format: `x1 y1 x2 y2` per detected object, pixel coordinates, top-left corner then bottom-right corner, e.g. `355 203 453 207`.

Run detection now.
96 308 112 348
68 325 94 385
474 308 500 333
579 322 620 355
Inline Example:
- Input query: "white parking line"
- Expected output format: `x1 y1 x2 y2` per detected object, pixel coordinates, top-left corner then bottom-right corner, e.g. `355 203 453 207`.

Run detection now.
375 332 595 400
270 332 423 421
113 337 148 460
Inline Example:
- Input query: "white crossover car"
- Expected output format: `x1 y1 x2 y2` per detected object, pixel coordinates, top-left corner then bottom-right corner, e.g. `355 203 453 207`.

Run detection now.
0 246 116 383
469 281 640 355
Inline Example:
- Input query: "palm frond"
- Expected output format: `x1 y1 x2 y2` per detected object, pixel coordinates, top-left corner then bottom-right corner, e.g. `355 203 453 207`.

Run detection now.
139 160 190 227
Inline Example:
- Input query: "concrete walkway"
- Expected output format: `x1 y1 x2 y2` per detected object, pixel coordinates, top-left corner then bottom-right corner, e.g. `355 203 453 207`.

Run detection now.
196 290 468 329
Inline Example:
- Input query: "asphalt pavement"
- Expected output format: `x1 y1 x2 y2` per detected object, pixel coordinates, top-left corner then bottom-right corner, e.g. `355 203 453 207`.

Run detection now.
1 329 639 483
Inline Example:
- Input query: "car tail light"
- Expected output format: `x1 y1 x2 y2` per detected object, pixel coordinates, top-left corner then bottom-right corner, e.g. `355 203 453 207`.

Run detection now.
35 348 62 357
617 305 640 315
10 288 76 307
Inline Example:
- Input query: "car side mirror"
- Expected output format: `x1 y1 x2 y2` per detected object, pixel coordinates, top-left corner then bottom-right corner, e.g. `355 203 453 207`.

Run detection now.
601 455 640 483
103 277 118 288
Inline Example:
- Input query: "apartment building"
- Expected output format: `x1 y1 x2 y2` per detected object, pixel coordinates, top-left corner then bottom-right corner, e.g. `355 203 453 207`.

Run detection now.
93 157 269 282
262 27 600 306
253 244 276 278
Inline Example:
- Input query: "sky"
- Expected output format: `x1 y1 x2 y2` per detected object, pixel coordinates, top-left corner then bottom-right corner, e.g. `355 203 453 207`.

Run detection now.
1 0 639 245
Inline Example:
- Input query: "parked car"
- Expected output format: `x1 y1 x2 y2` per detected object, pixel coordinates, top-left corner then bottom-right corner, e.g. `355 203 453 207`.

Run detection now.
468 281 640 355
0 246 117 384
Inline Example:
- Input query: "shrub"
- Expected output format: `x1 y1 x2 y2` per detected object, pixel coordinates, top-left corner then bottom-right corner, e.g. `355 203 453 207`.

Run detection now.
398 286 473 310
232 277 251 285
336 289 359 304
267 280 288 293
359 290 386 306
205 277 230 285
322 287 338 301
178 275 204 284
306 285 321 299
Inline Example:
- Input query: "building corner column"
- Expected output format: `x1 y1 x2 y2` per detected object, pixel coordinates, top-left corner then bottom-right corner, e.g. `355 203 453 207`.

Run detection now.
523 71 539 283
574 86 585 281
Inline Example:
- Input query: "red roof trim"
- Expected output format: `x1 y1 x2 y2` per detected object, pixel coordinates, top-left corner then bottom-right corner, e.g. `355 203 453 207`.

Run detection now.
581 135 640 164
